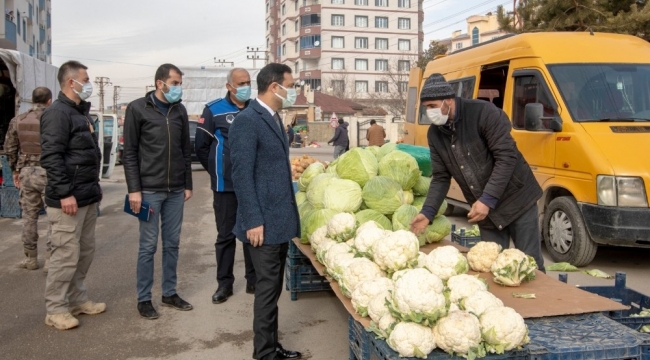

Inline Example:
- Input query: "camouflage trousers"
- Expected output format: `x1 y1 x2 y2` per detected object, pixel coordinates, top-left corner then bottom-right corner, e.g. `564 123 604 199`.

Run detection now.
18 166 51 252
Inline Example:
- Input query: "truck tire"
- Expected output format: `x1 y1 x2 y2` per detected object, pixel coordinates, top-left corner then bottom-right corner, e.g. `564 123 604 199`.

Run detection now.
542 197 597 267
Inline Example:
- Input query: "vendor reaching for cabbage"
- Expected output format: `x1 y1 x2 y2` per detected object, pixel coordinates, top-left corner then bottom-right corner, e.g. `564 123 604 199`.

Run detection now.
408 74 545 271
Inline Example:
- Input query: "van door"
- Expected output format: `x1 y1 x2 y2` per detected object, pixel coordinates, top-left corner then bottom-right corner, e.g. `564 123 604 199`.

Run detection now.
89 112 104 179
403 67 423 145
100 114 118 178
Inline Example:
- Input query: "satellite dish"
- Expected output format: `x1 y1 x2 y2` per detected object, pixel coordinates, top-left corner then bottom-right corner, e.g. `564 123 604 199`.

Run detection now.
316 86 321 91
300 80 305 86
314 41 320 47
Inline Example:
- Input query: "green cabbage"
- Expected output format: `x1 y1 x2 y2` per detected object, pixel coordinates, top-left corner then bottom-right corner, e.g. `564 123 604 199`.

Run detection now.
295 191 307 206
417 215 451 245
412 197 426 211
366 146 381 157
355 209 393 230
298 162 325 191
362 176 404 215
323 178 363 213
413 176 431 197
378 150 421 191
298 201 314 218
306 173 337 209
301 209 338 244
376 142 397 161
392 205 419 231
327 157 341 174
336 148 378 187
403 190 414 205
436 200 448 217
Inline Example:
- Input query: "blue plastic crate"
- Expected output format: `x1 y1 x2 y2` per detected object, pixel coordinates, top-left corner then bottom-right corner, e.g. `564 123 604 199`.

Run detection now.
0 186 21 218
349 316 373 360
450 224 481 248
288 238 310 259
1 155 15 187
526 313 646 360
559 272 650 332
293 181 299 194
284 258 330 301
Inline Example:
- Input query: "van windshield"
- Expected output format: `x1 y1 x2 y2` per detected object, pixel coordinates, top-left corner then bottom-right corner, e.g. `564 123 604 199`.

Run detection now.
548 64 650 122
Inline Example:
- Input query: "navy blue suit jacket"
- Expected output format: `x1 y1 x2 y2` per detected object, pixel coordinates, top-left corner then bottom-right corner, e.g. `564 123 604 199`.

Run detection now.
229 99 300 245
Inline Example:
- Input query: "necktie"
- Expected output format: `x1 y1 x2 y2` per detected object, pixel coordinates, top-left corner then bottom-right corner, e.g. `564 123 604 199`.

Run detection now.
273 112 283 131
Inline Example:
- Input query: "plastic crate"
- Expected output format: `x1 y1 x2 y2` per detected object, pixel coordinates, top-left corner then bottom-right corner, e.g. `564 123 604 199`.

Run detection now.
288 238 310 259
292 181 299 194
526 313 646 360
349 316 372 360
284 257 330 301
0 186 21 218
450 224 482 248
559 272 650 332
0 155 14 187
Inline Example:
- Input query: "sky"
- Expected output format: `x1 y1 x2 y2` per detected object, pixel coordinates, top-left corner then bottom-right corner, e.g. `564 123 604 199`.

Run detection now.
52 0 513 105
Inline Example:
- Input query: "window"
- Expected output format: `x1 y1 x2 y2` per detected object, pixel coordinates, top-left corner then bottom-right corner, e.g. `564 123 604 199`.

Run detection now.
295 62 300 75
398 60 410 72
295 40 299 53
406 87 418 123
355 59 368 71
267 37 270 50
296 1 299 10
266 2 269 13
332 0 344 3
398 81 408 93
332 58 345 70
295 20 299 31
300 35 321 49
472 27 480 45
375 17 388 28
398 18 411 30
449 78 475 99
282 44 286 55
375 0 388 6
355 37 368 49
398 0 410 8
332 80 345 93
301 14 321 27
398 39 411 51
375 81 389 92
513 74 557 129
17 12 20 34
375 38 389 50
266 20 269 31
455 42 463 50
332 14 344 26
375 59 389 71
282 4 286 15
356 81 369 93
282 24 286 35
355 15 368 27
332 36 345 49
355 0 368 5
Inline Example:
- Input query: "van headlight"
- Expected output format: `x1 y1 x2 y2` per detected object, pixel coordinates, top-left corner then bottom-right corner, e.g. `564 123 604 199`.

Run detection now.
597 175 648 207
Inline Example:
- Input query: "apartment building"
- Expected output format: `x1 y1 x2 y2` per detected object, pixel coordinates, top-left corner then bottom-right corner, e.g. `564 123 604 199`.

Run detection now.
1 0 52 63
266 0 423 99
435 13 508 54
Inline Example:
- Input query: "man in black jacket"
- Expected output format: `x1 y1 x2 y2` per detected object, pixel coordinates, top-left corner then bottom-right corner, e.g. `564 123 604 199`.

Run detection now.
327 118 349 158
410 74 545 270
41 61 105 330
123 63 194 320
195 68 256 304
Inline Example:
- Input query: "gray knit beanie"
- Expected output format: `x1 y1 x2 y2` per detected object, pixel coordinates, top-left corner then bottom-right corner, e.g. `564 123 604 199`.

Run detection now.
420 73 455 101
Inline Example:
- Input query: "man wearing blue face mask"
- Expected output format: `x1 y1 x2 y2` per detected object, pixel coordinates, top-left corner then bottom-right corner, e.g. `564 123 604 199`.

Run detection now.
123 63 194 320
195 68 257 305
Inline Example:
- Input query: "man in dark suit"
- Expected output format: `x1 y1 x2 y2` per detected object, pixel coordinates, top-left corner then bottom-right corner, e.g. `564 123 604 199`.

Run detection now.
229 63 302 359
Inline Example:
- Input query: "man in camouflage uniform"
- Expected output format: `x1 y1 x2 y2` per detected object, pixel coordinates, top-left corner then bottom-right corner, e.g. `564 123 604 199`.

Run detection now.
4 87 53 271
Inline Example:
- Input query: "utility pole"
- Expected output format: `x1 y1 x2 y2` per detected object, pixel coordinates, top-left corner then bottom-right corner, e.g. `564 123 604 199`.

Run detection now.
94 77 112 113
247 47 264 69
214 58 234 67
112 86 121 114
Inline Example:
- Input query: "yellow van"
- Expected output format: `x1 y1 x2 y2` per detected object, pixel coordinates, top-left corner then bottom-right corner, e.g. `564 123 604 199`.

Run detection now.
403 32 650 266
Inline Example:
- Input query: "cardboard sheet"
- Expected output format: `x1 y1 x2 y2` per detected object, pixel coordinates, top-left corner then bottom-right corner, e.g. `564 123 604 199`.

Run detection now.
291 237 628 325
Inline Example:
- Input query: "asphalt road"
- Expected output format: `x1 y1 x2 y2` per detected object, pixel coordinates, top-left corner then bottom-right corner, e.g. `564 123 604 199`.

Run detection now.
0 146 648 360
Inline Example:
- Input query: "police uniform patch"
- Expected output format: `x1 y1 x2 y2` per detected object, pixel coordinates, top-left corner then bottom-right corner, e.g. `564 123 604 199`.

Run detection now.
226 114 235 124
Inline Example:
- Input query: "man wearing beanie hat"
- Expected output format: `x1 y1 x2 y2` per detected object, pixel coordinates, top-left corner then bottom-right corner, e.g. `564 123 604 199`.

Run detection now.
410 73 545 271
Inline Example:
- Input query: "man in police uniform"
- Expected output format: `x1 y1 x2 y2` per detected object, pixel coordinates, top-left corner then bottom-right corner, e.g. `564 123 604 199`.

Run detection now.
4 87 53 271
195 68 257 304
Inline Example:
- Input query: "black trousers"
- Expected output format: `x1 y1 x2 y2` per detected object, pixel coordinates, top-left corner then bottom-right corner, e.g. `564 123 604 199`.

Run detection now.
213 191 256 288
247 242 288 360
479 203 546 272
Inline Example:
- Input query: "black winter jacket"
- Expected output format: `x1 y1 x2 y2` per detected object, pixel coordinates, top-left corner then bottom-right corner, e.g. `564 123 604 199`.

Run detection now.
423 98 542 230
40 92 102 208
328 122 349 147
123 92 193 193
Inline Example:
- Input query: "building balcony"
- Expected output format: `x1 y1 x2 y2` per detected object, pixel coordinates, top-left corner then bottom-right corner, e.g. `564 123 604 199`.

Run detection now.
300 48 321 59
300 25 320 36
299 4 321 15
299 70 321 80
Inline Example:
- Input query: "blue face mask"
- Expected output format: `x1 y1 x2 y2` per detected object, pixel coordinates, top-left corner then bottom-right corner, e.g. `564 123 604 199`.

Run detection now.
275 84 297 109
162 82 182 103
233 85 251 102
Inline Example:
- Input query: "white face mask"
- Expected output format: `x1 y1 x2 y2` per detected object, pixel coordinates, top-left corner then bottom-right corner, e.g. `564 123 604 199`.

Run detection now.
426 100 451 125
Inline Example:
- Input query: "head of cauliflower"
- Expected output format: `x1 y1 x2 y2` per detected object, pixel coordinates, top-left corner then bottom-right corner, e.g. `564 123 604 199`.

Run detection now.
480 306 529 354
422 246 469 281
324 242 355 281
309 225 329 253
353 226 386 259
340 257 385 298
390 268 446 326
491 248 538 287
327 212 358 242
459 290 504 317
352 277 393 318
355 220 379 235
387 322 437 359
372 230 419 273
447 274 489 303
316 238 337 264
368 290 392 323
433 310 483 356
467 241 502 273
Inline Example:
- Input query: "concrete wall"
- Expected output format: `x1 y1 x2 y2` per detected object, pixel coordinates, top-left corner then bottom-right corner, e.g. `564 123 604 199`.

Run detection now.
307 115 405 147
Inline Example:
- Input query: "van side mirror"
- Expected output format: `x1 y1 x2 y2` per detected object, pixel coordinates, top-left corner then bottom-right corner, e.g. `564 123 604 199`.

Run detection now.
524 103 562 132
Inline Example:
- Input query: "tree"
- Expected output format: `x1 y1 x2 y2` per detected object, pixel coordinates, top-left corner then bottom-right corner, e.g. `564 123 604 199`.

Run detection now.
417 41 449 71
497 0 650 41
366 54 418 118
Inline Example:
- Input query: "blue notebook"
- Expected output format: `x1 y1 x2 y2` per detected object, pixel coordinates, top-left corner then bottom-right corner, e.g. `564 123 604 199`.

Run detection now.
123 194 153 222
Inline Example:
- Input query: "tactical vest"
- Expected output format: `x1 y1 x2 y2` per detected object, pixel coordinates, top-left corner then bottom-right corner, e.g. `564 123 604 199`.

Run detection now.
17 108 43 155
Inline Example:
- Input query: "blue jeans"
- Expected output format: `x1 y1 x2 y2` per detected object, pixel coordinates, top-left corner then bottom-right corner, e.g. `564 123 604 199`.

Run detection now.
136 190 185 302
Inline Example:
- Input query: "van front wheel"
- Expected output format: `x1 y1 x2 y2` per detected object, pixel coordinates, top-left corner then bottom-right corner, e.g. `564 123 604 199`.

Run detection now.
543 197 597 267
